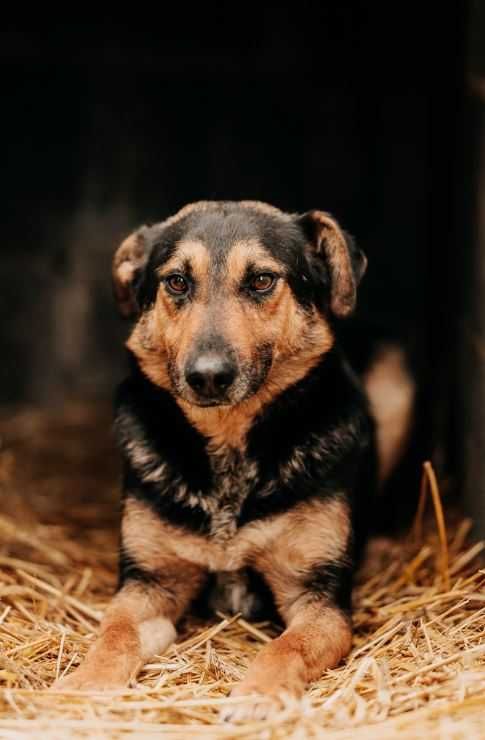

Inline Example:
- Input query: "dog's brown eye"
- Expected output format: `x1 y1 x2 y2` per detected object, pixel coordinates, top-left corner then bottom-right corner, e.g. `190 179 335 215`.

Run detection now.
166 274 189 295
250 274 275 292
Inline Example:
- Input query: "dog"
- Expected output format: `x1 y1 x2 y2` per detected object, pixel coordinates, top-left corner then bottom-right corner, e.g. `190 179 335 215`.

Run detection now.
54 201 414 719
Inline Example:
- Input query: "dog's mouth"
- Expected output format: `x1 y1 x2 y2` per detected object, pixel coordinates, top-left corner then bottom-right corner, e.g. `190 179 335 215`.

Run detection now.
186 396 235 408
177 381 251 408
169 351 273 409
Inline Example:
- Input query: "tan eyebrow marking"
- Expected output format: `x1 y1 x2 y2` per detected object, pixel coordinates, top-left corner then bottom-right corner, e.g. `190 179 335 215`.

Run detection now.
156 240 210 285
225 240 283 284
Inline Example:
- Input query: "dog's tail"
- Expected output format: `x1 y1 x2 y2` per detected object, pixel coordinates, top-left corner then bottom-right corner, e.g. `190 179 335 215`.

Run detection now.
363 343 416 485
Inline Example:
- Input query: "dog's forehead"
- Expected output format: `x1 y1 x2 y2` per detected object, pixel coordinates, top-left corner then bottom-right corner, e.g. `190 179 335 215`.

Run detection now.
151 202 301 270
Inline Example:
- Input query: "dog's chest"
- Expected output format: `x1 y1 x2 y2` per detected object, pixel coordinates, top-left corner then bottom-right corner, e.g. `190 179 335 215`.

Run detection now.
206 449 258 541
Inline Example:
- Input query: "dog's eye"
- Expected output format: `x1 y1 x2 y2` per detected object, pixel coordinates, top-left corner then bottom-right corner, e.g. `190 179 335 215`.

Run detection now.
250 273 275 293
165 274 189 295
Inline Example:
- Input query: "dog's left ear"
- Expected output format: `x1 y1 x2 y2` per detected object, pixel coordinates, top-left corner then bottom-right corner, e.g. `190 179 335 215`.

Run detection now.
298 210 367 317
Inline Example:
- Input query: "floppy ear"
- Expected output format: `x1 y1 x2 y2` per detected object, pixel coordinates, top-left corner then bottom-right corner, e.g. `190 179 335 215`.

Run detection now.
298 210 367 317
112 226 152 318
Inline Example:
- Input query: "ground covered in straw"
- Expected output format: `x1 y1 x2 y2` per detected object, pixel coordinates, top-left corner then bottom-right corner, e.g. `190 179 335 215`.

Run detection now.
0 404 484 739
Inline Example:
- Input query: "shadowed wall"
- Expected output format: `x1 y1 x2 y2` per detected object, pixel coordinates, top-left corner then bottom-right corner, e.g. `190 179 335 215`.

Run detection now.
2 9 448 407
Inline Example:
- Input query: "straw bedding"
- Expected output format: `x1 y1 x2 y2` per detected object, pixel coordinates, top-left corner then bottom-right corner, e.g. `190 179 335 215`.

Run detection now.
0 404 484 739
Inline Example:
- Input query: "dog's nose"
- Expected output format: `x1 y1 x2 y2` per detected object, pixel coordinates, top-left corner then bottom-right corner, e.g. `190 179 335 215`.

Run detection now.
185 354 236 400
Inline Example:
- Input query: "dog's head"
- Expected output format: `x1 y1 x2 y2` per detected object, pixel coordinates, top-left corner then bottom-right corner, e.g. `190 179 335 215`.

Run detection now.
113 201 367 407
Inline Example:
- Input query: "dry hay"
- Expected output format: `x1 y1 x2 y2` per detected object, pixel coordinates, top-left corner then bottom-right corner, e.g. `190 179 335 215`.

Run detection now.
0 404 484 739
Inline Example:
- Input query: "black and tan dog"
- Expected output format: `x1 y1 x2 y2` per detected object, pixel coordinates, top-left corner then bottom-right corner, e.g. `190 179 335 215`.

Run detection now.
55 201 414 718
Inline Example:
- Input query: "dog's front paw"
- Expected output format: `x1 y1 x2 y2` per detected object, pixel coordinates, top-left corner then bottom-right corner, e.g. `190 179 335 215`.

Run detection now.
52 659 132 692
220 682 295 723
53 671 125 692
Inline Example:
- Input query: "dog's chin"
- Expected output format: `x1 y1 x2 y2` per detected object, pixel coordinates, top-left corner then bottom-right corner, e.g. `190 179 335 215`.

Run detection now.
176 384 259 409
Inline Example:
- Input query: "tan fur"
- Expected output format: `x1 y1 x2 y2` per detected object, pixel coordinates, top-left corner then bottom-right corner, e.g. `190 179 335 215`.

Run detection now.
363 344 415 483
251 498 350 617
126 309 172 390
53 565 203 691
180 307 332 451
139 617 177 660
225 239 283 282
121 506 206 618
123 492 351 703
179 401 257 451
56 492 349 692
231 602 352 706
53 586 165 690
122 496 349 579
224 600 352 722
156 239 210 290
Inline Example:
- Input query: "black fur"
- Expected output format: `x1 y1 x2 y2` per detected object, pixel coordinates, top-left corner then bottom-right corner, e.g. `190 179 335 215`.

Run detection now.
303 562 354 615
118 545 159 590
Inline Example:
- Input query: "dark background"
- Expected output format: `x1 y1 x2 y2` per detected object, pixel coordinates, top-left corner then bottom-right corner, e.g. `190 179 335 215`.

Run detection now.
0 8 472 499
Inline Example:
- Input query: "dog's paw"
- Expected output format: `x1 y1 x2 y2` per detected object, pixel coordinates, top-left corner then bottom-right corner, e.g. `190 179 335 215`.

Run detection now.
220 683 294 723
52 665 128 692
220 696 280 723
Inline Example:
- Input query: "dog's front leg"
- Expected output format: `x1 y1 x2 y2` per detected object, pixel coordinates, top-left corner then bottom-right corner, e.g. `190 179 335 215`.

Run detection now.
223 595 351 721
54 561 205 691
222 495 354 721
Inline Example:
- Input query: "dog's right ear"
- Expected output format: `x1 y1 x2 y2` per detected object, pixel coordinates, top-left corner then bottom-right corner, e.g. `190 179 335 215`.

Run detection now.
112 227 152 318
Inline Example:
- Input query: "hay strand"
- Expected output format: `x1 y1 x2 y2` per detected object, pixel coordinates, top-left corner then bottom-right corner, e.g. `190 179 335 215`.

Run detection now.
412 461 450 590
